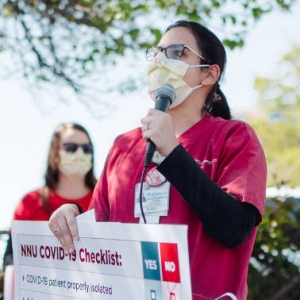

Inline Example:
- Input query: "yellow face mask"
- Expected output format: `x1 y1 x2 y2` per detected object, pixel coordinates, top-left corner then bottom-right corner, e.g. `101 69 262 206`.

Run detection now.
59 151 92 179
147 52 209 108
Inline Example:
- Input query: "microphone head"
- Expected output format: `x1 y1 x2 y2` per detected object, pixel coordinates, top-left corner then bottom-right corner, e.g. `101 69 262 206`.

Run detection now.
155 83 176 103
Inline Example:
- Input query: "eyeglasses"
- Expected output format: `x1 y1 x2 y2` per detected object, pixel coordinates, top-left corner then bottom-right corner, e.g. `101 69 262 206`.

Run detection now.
146 43 207 62
62 143 93 154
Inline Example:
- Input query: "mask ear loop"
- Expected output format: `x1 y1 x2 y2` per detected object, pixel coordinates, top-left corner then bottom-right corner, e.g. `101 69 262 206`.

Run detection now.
188 64 210 90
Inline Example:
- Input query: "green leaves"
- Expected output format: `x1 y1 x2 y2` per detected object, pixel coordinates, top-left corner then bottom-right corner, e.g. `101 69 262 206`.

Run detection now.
248 193 300 299
0 0 296 94
223 37 244 50
245 45 300 299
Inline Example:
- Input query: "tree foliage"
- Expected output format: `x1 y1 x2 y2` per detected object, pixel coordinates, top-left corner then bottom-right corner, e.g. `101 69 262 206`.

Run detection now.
246 46 300 187
246 46 300 299
248 191 300 300
0 0 296 96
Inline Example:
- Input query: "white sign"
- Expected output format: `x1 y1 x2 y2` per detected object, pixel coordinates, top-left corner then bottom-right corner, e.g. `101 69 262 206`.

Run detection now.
11 219 192 300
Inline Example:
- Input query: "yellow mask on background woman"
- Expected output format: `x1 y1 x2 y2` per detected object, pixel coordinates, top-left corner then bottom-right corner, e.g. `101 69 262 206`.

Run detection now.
59 151 92 178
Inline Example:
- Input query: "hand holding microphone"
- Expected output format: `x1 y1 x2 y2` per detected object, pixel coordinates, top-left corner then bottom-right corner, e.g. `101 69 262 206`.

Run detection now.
143 83 177 168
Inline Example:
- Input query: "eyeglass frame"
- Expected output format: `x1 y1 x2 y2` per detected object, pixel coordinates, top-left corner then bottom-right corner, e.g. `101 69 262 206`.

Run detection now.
146 43 208 62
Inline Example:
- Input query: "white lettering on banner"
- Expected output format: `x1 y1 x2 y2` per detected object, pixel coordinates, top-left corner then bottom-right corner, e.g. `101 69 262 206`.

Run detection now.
145 259 157 270
165 261 176 272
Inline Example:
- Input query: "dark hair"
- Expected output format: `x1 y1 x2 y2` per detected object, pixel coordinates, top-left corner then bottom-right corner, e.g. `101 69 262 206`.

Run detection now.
45 122 97 191
166 20 231 120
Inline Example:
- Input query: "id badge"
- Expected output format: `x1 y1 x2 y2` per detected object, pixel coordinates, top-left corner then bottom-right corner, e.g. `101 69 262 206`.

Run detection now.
134 181 170 218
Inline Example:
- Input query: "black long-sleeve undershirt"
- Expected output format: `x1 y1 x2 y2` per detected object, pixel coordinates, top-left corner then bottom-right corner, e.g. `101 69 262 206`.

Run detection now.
157 144 261 249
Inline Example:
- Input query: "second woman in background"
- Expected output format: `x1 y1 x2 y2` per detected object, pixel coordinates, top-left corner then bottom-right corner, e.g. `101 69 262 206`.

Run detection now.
3 122 97 268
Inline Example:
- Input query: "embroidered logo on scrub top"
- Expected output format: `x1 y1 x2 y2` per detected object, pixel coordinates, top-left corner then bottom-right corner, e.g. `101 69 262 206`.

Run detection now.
195 158 217 167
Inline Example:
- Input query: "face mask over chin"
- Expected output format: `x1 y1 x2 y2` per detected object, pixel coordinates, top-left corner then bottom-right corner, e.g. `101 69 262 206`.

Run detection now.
58 151 92 179
147 52 210 108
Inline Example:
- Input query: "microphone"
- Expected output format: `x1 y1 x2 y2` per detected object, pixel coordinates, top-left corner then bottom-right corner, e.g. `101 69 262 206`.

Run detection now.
144 83 176 168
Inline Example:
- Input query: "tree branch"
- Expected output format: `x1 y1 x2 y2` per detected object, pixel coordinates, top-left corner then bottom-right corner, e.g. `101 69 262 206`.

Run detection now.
268 273 300 300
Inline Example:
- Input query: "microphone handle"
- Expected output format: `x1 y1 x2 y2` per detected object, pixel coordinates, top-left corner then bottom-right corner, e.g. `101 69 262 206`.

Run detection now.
144 141 155 168
154 95 171 111
144 95 171 168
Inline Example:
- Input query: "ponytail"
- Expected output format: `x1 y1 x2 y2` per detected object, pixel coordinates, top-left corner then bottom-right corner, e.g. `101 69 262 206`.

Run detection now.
204 83 231 120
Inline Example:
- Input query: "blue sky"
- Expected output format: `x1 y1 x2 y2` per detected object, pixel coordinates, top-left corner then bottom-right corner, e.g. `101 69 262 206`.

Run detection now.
0 3 299 233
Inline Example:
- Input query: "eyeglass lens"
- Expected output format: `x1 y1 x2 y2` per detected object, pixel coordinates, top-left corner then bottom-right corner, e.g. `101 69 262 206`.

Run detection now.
165 44 185 59
63 143 93 154
147 44 185 61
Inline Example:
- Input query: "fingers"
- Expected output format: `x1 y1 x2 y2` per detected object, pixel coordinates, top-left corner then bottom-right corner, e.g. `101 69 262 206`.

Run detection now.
141 109 159 139
48 203 80 254
141 110 179 157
